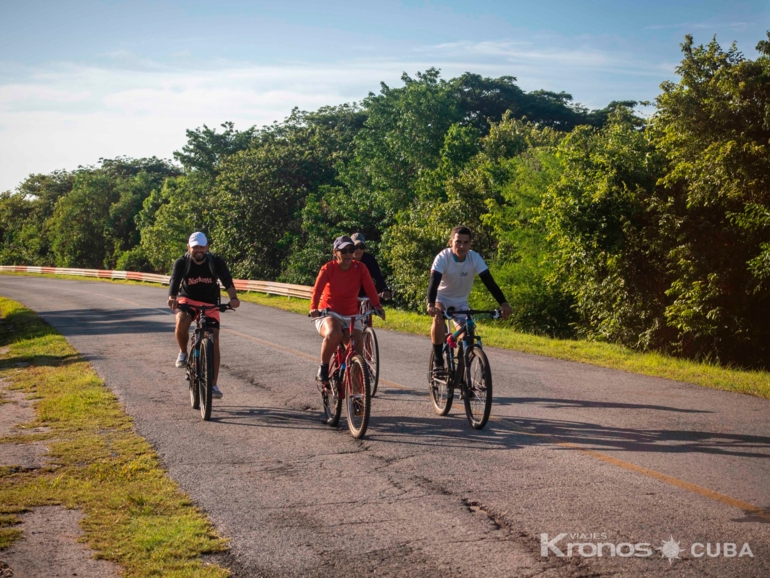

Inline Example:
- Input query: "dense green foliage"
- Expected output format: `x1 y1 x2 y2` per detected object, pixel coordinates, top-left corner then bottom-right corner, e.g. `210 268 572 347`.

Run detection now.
3 32 769 367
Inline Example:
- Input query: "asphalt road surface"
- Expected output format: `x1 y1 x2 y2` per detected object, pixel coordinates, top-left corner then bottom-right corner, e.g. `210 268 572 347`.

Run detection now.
2 276 770 577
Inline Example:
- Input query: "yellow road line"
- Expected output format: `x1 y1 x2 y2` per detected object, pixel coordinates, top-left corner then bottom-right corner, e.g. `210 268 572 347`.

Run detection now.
491 417 770 522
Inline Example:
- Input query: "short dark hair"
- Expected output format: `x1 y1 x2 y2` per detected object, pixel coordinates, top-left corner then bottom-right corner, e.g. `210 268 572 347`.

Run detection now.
450 226 472 240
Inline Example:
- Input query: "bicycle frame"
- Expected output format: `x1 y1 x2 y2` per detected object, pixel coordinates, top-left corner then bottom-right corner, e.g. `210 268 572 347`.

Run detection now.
358 297 374 328
441 309 498 393
321 309 376 396
186 305 219 361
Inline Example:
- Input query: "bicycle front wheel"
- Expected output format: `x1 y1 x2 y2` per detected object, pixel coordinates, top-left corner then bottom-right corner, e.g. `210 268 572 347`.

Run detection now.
188 333 199 409
322 361 343 426
362 326 380 396
188 355 199 409
345 354 371 439
464 347 492 429
428 348 453 416
198 335 215 421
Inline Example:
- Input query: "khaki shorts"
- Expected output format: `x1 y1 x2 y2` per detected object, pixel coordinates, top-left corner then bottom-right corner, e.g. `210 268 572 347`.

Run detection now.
436 296 470 327
315 315 363 334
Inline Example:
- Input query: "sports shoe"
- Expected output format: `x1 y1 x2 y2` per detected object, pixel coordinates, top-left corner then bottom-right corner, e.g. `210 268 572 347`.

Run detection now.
431 364 446 377
316 364 329 383
175 352 188 368
212 385 223 399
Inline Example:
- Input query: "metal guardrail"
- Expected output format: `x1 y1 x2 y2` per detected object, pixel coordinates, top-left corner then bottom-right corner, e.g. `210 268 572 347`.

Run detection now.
0 265 313 300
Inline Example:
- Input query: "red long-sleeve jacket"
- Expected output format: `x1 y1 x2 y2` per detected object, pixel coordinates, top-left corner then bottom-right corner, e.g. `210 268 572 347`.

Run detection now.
311 260 381 315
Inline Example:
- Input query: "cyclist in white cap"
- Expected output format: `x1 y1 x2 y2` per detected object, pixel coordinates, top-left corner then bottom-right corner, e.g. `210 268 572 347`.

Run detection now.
168 232 240 398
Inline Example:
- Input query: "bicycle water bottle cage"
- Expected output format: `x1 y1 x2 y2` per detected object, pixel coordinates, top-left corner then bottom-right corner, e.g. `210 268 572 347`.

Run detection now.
446 334 458 349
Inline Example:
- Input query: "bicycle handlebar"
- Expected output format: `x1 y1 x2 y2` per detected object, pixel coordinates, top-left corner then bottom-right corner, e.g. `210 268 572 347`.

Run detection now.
308 308 380 322
183 302 235 313
443 307 501 320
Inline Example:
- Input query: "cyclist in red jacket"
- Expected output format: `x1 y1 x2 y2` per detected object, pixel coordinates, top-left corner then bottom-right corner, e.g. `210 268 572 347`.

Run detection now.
310 236 385 383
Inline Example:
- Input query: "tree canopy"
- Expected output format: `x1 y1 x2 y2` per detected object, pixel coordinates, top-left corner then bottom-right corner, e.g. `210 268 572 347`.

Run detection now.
3 32 769 368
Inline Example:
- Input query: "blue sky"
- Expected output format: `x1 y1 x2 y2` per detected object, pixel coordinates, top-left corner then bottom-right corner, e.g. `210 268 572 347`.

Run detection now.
1 0 768 192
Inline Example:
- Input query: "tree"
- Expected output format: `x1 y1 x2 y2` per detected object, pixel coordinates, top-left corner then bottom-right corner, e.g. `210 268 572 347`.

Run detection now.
136 124 255 272
651 32 770 364
541 110 668 347
0 171 75 265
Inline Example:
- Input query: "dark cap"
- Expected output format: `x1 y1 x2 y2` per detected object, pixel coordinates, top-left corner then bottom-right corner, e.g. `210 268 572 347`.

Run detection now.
333 236 354 251
351 232 366 244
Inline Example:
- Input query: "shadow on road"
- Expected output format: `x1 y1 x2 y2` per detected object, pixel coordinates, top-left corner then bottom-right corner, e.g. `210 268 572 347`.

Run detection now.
500 415 770 459
208 405 329 429
38 307 171 336
495 395 712 413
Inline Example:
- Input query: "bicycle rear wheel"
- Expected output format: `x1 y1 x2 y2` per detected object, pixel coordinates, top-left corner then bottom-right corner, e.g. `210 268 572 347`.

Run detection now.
345 354 371 439
198 335 215 421
362 326 380 396
428 348 453 416
464 346 492 429
322 360 343 426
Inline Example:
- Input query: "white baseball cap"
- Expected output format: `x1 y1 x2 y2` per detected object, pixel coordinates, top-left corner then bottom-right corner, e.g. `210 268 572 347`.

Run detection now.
188 232 208 247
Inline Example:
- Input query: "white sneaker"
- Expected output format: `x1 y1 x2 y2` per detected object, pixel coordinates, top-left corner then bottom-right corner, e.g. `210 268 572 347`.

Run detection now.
175 352 187 368
212 385 223 399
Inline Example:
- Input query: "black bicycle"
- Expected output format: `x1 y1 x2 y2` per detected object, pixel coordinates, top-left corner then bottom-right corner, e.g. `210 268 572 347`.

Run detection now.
184 302 232 421
428 308 500 430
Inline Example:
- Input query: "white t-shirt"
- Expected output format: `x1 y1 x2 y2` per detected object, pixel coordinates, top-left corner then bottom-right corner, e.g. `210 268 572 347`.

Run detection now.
431 248 488 301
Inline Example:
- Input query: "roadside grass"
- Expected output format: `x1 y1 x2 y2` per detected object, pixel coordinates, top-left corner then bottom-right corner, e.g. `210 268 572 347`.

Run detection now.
0 297 229 577
237 292 770 400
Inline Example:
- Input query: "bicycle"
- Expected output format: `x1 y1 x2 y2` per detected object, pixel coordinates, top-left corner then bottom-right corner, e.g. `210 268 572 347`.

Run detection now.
183 302 232 421
311 309 376 439
428 308 500 430
358 297 382 396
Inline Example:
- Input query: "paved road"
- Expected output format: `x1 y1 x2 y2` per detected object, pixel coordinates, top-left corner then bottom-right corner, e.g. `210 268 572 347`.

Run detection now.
2 276 769 577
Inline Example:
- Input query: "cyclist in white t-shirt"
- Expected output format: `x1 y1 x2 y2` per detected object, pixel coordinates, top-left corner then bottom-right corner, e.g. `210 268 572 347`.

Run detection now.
427 226 512 370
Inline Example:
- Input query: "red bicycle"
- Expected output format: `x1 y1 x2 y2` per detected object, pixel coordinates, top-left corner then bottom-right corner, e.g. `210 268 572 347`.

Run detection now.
312 309 376 439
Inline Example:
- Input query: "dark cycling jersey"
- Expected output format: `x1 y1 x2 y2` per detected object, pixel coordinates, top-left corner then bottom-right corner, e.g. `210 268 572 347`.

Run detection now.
168 254 235 305
357 251 389 297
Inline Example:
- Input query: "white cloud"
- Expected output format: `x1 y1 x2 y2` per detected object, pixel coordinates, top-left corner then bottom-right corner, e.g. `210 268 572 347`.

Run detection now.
645 22 749 31
0 45 674 191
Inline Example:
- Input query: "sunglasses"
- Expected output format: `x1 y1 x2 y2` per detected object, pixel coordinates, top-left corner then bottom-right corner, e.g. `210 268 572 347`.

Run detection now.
354 244 366 250
337 247 355 255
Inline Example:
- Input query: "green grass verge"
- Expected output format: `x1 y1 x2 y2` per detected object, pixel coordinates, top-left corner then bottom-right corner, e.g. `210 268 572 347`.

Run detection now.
237 292 770 400
0 297 229 577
